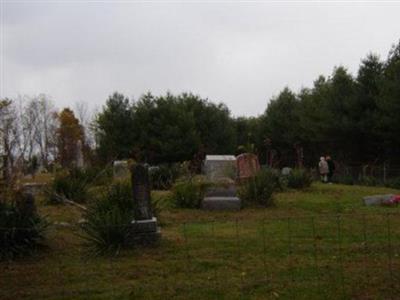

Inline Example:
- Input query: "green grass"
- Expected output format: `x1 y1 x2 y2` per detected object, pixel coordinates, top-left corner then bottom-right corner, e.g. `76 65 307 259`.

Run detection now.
1 183 400 299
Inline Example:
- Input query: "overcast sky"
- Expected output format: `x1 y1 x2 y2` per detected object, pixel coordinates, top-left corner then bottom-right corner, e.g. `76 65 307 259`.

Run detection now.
1 1 400 117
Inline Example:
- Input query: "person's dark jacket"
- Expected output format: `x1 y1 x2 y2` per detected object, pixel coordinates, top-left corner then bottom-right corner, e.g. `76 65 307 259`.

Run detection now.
327 159 335 174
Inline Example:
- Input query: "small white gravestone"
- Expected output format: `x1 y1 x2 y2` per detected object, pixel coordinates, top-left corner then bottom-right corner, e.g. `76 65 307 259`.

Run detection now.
113 160 129 179
76 140 84 168
203 155 237 181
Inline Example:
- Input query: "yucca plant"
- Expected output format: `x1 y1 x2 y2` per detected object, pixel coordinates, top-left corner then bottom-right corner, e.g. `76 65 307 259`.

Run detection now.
0 191 48 260
80 181 135 256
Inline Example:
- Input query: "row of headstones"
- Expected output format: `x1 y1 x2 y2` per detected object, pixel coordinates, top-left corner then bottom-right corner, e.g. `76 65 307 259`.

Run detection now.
113 153 261 211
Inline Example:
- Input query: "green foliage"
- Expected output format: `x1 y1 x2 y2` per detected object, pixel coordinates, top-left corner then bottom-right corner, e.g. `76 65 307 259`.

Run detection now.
45 167 111 204
334 174 355 185
95 92 135 161
0 192 48 260
385 177 400 190
45 169 89 204
149 164 181 190
286 169 313 189
80 181 134 256
238 169 279 207
359 176 381 187
95 92 236 164
172 177 211 209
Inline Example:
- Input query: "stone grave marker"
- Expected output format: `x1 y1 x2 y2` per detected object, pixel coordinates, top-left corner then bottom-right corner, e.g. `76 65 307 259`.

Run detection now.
236 153 260 181
113 160 129 179
363 194 395 206
202 155 241 211
204 155 236 181
281 167 293 176
75 140 84 168
128 163 160 245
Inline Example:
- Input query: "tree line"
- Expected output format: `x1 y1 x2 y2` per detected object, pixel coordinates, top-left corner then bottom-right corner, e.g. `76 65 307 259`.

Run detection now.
1 40 400 176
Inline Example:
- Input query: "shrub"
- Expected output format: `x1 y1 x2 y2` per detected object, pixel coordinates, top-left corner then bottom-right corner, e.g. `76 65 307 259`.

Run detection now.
45 169 89 204
238 169 279 207
359 176 381 187
151 191 173 218
172 177 211 209
0 191 48 260
149 164 181 190
385 177 400 190
334 174 354 185
45 167 112 204
287 168 313 189
80 181 134 256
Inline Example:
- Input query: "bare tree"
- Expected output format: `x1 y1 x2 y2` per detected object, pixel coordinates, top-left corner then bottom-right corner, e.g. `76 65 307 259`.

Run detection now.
74 101 96 148
26 94 58 168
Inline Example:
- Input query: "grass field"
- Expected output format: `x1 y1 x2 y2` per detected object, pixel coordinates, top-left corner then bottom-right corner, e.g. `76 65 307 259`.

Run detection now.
1 183 400 299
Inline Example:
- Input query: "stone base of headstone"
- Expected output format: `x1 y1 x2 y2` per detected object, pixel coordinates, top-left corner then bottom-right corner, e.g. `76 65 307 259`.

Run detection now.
202 196 241 211
363 194 394 206
202 182 241 211
22 182 46 196
127 217 161 245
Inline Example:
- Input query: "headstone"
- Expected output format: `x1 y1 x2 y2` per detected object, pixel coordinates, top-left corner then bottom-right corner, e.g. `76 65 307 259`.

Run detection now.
204 155 236 181
363 194 395 206
113 160 129 179
22 182 46 196
76 140 84 168
202 155 241 211
236 153 260 181
281 167 293 176
128 163 160 245
15 190 36 217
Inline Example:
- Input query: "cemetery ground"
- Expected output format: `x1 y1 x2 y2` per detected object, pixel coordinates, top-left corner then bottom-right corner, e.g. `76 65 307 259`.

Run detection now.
2 183 400 300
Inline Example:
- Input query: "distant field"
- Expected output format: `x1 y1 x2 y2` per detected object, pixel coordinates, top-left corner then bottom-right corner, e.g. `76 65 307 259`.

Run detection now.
1 183 400 300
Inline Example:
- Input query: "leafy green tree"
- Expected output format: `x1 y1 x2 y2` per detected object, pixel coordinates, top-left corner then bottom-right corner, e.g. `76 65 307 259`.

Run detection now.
379 40 400 150
356 53 384 160
95 92 135 161
259 87 301 165
133 93 200 163
179 93 236 154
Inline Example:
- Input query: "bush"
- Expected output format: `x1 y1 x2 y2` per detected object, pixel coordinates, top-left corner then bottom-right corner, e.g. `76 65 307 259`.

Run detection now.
287 168 313 189
0 191 48 260
172 177 211 209
149 164 181 190
385 177 400 190
80 181 134 256
45 169 89 204
359 176 381 187
238 169 279 207
45 167 112 204
334 174 354 185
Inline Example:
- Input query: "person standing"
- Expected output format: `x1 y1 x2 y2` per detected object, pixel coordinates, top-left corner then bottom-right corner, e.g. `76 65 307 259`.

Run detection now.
326 155 335 183
318 156 329 183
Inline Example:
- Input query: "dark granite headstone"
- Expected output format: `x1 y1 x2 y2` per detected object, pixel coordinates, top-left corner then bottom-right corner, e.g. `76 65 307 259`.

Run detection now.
128 163 160 245
131 164 152 220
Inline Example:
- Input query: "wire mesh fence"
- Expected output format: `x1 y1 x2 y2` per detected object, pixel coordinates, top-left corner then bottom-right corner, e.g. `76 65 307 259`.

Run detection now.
1 212 400 299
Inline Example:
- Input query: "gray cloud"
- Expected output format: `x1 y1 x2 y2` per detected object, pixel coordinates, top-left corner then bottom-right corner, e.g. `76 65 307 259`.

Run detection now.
2 2 400 116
